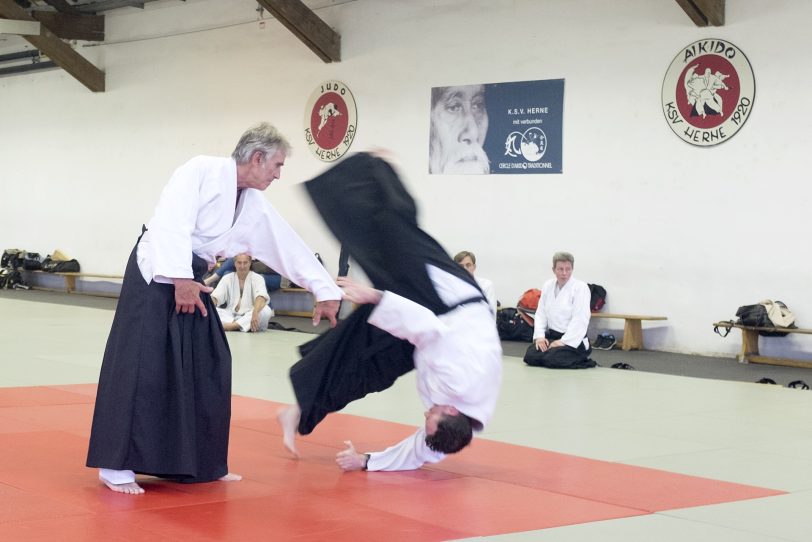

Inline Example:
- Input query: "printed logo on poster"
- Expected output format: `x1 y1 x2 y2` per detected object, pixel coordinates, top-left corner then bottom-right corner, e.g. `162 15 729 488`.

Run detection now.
662 39 755 147
505 128 548 162
496 106 555 171
304 80 357 161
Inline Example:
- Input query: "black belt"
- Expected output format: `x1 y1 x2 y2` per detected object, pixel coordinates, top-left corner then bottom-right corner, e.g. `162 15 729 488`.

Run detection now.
447 296 487 311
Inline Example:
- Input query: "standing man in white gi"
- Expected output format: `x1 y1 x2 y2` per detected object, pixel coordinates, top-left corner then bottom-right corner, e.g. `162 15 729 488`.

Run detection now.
277 153 502 471
87 123 341 494
211 252 274 332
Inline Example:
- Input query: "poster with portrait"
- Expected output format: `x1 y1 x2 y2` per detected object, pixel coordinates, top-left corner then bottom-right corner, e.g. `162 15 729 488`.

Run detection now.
429 78 564 175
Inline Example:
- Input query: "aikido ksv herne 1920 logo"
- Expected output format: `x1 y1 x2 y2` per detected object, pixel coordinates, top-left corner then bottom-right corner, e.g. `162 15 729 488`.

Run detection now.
303 80 357 162
662 39 755 147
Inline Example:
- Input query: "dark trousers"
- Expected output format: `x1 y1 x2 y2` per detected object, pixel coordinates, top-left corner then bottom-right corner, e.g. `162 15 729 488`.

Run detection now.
523 329 596 369
291 153 481 434
87 235 231 482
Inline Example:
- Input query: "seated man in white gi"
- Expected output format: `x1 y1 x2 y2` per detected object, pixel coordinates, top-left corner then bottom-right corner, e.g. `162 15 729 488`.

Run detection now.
211 252 274 332
523 251 595 369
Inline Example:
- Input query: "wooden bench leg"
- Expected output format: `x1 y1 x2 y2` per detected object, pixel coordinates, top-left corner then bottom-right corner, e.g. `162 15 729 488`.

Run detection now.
621 319 643 351
739 328 759 363
64 275 76 294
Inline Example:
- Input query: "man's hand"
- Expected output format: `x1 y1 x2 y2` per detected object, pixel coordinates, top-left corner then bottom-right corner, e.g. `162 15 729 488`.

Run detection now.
549 339 565 349
173 279 213 317
313 300 340 328
337 277 383 305
534 337 549 352
335 440 369 472
251 310 261 332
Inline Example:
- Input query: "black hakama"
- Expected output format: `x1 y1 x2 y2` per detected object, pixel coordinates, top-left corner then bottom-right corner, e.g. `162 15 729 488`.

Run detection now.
290 153 482 435
522 329 596 369
86 237 231 482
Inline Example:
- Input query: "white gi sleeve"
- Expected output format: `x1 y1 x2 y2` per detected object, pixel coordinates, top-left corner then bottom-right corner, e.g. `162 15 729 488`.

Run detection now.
249 271 270 301
367 291 446 349
560 282 591 348
234 195 341 303
478 278 497 315
146 159 204 280
533 288 550 340
211 273 231 306
366 427 445 471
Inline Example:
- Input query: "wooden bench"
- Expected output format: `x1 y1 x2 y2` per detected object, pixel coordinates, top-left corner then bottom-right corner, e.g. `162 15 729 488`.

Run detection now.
590 313 668 351
712 321 812 369
23 271 319 314
25 270 123 297
269 287 315 317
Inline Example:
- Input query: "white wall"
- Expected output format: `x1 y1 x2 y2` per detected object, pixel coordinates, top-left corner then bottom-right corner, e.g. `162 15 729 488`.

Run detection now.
1 0 810 358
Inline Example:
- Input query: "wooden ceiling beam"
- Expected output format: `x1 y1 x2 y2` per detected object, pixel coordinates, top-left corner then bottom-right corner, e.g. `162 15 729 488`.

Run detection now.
256 0 340 63
32 11 105 41
0 0 105 91
675 0 725 26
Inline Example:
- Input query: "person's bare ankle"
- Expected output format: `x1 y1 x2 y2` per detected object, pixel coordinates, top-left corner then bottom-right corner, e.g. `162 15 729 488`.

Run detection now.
276 405 301 458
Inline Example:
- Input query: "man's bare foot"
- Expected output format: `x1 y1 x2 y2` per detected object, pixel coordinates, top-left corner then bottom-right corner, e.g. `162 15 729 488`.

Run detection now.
276 405 301 457
99 472 144 495
219 473 242 482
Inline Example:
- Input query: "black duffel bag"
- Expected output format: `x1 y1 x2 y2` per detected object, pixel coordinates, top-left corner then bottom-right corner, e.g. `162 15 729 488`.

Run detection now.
735 303 791 337
42 257 81 273
497 307 534 342
22 252 43 270
2 249 23 269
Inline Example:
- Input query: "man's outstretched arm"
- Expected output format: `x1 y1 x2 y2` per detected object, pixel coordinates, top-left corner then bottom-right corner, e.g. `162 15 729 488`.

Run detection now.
335 429 445 472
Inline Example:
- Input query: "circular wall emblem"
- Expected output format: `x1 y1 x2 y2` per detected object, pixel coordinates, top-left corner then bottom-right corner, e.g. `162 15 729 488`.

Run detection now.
303 80 357 161
662 39 755 147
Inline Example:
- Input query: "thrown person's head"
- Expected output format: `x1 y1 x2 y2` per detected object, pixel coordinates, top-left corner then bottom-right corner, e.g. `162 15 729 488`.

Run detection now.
423 405 475 454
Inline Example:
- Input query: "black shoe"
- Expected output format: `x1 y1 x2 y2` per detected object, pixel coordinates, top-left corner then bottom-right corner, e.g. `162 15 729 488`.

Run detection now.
594 333 616 350
755 377 777 385
594 333 612 350
611 362 635 370
788 380 810 390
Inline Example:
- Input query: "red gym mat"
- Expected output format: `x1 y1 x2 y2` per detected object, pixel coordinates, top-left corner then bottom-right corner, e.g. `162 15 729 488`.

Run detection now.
0 385 784 541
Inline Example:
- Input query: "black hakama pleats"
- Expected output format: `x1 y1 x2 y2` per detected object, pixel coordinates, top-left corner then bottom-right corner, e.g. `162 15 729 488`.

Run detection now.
86 239 231 483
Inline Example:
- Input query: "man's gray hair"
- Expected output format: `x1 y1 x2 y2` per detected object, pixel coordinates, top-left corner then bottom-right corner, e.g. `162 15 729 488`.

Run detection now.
231 122 291 164
552 251 574 267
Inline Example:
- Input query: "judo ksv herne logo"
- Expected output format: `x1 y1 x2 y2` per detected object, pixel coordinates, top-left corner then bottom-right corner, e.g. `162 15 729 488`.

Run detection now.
304 80 357 161
662 39 755 147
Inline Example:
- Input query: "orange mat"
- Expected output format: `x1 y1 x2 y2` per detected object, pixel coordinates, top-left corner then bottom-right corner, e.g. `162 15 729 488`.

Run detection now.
0 385 784 541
